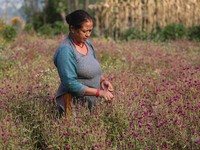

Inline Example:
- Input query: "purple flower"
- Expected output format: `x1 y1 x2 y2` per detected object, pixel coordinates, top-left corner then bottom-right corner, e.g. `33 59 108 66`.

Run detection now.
162 134 166 137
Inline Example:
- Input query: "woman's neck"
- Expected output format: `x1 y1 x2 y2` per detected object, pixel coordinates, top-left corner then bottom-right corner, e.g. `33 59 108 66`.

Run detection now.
69 33 82 46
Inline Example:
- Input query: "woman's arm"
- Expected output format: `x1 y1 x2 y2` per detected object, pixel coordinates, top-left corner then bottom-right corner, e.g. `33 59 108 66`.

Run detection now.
55 46 88 96
84 87 114 101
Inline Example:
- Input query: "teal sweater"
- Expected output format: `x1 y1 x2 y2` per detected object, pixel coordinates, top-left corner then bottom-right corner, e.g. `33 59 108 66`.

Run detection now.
54 34 103 98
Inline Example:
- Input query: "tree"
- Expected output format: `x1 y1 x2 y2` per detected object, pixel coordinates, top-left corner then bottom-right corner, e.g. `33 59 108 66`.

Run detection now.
74 0 78 10
67 0 71 14
84 0 89 12
45 0 64 24
58 1 66 24
43 0 49 24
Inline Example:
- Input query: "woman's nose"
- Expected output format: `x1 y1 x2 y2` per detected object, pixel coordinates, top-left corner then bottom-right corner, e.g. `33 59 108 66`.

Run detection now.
86 32 90 37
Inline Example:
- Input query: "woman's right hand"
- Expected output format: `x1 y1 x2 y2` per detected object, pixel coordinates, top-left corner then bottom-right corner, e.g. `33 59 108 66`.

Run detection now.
99 90 114 102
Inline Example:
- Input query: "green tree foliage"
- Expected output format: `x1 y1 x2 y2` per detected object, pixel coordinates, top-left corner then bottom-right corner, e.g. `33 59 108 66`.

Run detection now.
20 0 101 31
187 25 200 42
53 21 69 35
45 0 63 25
38 24 54 37
23 23 34 33
2 25 18 40
161 23 187 40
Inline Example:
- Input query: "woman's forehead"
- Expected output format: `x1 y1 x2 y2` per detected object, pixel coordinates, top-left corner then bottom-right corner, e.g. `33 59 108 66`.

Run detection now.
81 21 93 29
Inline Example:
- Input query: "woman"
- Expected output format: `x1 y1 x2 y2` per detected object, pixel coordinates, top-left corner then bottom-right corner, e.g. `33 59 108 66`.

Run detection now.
53 10 114 117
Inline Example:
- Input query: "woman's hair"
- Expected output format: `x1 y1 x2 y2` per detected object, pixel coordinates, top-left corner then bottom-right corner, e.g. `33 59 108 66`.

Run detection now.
66 10 93 30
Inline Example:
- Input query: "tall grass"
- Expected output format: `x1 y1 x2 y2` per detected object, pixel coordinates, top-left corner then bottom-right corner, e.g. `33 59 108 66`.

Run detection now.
0 33 200 149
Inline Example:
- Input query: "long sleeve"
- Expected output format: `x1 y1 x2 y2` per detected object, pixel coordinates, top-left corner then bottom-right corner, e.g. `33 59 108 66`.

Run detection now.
54 46 88 96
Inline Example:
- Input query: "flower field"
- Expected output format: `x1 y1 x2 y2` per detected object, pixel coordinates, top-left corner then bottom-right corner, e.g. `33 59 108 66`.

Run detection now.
0 33 200 150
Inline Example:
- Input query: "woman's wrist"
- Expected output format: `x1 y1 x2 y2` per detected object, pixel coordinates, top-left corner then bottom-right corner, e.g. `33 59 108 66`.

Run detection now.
96 89 101 97
100 78 106 85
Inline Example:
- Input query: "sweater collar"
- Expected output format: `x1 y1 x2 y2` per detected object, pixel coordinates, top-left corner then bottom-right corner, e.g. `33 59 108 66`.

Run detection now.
67 33 75 47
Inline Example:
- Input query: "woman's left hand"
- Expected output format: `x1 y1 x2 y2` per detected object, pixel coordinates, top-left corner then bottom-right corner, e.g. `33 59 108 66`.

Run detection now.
101 80 113 92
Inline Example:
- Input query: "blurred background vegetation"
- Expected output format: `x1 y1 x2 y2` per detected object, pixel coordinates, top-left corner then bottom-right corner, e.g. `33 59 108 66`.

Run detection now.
0 0 200 43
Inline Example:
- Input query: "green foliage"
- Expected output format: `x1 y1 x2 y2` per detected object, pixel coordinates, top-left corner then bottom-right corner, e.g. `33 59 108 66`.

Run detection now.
90 30 98 38
38 24 54 38
0 37 6 51
122 24 162 41
161 23 187 40
53 21 69 35
45 0 64 24
23 23 34 33
37 22 70 38
187 25 200 42
123 27 141 41
122 23 199 42
2 25 18 40
32 12 44 30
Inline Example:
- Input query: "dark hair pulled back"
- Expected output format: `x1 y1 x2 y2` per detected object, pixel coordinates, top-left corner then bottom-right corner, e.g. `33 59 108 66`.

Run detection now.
66 10 93 30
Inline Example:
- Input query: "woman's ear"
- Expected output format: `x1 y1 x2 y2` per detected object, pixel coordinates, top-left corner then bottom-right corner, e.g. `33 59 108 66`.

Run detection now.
70 26 75 33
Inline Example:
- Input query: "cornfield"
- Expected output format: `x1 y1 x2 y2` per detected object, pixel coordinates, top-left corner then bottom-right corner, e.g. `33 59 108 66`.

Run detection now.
88 0 200 39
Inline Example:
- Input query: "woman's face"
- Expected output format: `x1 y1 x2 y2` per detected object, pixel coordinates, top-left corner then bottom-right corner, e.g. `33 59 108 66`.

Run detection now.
71 20 93 43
